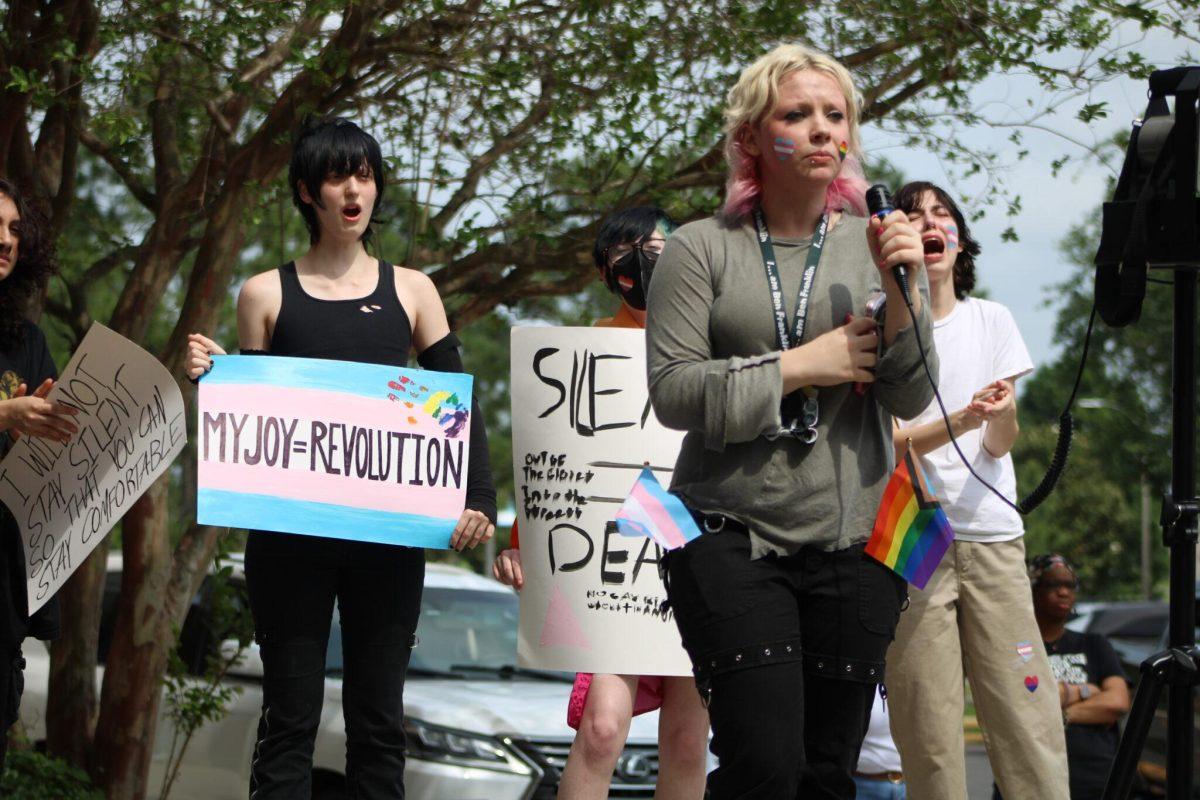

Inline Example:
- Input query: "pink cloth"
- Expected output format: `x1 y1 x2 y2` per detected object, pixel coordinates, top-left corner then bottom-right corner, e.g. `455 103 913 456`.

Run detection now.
566 673 666 730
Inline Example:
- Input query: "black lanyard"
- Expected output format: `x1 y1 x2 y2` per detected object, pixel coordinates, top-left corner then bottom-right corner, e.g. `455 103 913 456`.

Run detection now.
753 208 827 351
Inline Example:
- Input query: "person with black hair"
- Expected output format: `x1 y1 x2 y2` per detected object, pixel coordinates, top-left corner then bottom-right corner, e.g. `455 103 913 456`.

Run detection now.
884 181 1068 800
0 178 73 768
1026 554 1130 800
185 117 497 799
492 206 710 800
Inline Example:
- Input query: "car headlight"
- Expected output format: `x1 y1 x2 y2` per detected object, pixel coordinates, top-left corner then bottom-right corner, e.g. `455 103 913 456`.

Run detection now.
404 719 536 776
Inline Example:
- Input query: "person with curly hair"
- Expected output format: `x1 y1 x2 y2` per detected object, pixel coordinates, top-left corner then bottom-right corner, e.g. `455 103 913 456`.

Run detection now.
0 177 76 768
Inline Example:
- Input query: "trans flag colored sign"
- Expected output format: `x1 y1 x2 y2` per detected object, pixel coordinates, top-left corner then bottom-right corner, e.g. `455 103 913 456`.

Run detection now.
197 354 472 548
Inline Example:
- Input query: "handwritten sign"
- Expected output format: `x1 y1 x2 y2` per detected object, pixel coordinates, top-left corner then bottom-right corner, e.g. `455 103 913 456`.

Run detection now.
511 327 691 675
197 355 472 549
0 324 186 614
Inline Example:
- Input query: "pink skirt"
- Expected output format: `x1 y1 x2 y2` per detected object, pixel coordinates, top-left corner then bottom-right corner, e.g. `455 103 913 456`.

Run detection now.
566 672 666 729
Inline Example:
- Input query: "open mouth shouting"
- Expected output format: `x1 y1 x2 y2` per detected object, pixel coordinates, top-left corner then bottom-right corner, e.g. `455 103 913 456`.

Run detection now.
341 204 362 223
922 233 947 264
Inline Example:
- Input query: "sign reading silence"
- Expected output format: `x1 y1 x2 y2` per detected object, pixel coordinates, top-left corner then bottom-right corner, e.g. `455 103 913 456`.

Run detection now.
510 326 691 676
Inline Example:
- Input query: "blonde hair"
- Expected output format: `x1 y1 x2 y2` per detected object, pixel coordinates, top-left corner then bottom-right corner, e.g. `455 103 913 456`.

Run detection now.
722 44 868 222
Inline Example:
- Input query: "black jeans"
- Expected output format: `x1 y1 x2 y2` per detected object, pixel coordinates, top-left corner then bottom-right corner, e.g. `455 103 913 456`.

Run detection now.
0 648 23 772
664 520 906 799
245 532 424 800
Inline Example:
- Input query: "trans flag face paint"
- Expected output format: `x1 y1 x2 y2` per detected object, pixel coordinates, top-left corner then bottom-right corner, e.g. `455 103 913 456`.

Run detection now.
944 222 959 251
773 137 796 160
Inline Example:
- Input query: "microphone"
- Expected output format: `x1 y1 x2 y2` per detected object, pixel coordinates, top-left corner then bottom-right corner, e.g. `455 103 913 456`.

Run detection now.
865 184 913 308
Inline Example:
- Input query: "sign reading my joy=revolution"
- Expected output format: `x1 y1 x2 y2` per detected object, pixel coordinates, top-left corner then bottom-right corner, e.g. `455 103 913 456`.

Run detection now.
196 354 473 548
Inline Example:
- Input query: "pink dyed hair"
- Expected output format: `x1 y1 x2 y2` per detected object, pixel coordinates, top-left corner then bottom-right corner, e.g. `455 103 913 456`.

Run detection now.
722 142 870 223
719 44 870 223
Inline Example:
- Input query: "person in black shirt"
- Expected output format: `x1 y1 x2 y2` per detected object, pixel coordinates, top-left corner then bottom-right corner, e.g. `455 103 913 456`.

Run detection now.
0 177 77 768
185 118 497 799
1031 554 1131 800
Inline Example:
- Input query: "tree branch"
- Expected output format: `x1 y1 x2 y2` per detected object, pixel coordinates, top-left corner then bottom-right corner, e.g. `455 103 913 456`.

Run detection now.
78 128 158 211
428 71 558 234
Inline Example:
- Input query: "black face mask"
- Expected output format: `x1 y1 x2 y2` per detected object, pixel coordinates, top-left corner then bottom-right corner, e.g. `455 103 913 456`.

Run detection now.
608 249 658 311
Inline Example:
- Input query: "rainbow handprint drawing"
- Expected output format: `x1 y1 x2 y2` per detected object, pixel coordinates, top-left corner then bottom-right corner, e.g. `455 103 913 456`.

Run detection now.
387 374 469 438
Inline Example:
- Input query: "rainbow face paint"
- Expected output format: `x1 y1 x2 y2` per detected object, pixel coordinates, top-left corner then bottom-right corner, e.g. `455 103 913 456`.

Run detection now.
773 137 796 160
944 222 959 251
837 141 848 162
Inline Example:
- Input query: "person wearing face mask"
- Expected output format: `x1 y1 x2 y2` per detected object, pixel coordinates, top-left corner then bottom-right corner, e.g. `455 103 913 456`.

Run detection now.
492 206 711 800
884 181 1069 800
0 178 74 771
184 117 497 799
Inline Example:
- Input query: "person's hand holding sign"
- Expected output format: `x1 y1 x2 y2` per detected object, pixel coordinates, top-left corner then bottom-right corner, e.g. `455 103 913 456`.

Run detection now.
185 333 226 381
0 378 78 443
492 549 524 589
450 508 494 551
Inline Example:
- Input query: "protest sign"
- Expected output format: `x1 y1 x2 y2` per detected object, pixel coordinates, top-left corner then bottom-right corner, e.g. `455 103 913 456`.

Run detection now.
511 326 691 675
197 354 472 549
0 324 186 614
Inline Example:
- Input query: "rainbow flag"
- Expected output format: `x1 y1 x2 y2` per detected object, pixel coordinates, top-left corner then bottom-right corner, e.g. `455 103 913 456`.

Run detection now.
615 467 701 550
865 449 954 589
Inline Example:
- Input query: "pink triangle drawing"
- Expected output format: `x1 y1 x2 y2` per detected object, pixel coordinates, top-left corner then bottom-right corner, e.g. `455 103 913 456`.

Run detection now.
539 585 592 650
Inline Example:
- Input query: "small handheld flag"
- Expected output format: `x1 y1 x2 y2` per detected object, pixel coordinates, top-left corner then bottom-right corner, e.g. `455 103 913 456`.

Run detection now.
615 467 702 551
865 446 954 589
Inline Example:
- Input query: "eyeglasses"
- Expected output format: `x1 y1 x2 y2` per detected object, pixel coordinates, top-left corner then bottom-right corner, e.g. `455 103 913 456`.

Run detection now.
604 240 665 264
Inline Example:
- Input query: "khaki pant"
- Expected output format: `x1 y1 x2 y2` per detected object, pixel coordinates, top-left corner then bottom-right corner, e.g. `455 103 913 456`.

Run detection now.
886 538 1069 800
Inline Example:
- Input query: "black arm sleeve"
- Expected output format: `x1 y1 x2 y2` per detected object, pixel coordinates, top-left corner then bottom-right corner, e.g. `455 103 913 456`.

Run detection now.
417 333 497 524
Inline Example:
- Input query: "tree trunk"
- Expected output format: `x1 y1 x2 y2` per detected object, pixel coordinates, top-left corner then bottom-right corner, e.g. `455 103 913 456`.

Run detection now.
91 480 173 799
45 543 108 769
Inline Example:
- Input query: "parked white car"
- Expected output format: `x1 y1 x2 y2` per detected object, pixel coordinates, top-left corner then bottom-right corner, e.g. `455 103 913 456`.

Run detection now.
20 555 666 799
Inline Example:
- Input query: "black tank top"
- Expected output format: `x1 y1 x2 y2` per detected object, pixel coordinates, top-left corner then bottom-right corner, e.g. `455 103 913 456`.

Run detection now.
270 259 412 367
250 259 417 560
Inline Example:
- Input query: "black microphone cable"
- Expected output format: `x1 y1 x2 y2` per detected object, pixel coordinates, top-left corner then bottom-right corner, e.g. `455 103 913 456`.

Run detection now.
868 184 1095 515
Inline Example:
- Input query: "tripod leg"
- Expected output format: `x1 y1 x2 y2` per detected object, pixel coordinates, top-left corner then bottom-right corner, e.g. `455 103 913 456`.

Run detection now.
1102 658 1166 800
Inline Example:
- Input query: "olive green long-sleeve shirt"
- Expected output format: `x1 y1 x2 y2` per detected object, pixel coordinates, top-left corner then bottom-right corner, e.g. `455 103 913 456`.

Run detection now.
646 213 937 556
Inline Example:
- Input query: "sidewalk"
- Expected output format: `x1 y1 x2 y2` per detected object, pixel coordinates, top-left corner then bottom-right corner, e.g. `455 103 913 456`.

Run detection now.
966 742 995 799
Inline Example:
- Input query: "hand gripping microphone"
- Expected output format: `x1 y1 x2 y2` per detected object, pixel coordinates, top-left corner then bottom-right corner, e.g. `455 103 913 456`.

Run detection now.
865 184 913 308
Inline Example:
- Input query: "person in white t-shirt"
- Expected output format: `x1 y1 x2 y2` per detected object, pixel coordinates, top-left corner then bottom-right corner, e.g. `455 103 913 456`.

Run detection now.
883 182 1069 800
854 695 906 799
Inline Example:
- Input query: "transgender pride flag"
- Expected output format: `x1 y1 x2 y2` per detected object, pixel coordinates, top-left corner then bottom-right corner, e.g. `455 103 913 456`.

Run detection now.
614 467 701 550
196 354 473 549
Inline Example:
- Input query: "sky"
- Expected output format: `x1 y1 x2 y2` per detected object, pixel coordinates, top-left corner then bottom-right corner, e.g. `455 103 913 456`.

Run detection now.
866 31 1195 373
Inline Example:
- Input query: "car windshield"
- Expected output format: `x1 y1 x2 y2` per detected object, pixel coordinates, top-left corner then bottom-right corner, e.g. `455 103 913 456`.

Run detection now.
325 587 521 677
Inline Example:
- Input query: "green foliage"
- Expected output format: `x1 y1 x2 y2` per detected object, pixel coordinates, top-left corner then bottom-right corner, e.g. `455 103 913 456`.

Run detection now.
158 552 255 799
5 1 1198 787
0 749 103 800
1014 206 1190 599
